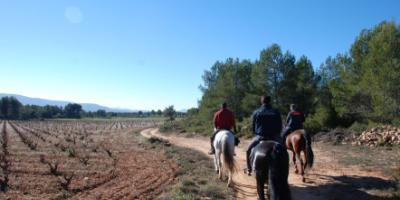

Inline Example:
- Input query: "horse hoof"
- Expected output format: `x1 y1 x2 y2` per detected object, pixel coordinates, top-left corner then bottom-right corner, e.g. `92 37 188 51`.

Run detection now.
302 177 306 182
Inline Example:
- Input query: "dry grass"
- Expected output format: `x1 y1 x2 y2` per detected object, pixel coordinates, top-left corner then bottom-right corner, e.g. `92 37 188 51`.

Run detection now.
316 142 400 199
134 132 234 200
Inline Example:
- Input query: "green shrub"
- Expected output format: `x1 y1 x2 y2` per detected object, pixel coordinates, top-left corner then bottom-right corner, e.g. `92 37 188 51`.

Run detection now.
200 184 227 199
304 117 323 134
349 122 368 134
304 106 332 134
159 121 181 132
159 189 195 200
236 117 252 138
392 118 400 128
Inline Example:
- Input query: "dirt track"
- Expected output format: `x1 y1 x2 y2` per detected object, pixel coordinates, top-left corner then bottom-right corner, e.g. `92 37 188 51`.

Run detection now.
141 128 396 200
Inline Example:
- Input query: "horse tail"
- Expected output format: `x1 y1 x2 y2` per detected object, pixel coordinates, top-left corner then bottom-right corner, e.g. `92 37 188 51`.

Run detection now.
268 142 291 200
222 135 236 173
302 130 314 169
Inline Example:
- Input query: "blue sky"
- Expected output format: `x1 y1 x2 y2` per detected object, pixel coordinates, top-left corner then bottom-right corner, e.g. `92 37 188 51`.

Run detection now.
0 0 399 110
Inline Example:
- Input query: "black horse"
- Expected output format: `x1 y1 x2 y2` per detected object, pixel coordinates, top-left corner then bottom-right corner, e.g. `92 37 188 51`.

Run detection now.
250 140 291 200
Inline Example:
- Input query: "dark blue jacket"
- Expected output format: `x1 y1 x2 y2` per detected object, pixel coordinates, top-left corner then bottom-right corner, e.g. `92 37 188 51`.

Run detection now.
251 104 282 139
286 110 305 130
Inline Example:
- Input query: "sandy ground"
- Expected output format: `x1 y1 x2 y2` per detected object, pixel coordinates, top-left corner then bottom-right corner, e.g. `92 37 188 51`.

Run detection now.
141 128 396 200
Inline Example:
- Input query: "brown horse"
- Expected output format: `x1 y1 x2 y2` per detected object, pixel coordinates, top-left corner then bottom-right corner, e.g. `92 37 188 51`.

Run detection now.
285 129 314 182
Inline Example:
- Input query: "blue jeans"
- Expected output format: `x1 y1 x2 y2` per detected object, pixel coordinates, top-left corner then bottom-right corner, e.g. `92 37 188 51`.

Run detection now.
246 136 262 171
281 127 293 139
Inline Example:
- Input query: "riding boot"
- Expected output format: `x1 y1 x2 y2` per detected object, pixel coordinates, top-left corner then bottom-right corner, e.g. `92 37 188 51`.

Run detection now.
245 136 261 176
282 135 287 144
245 147 252 175
245 151 253 176
208 138 215 155
208 130 219 155
245 149 251 175
281 127 291 143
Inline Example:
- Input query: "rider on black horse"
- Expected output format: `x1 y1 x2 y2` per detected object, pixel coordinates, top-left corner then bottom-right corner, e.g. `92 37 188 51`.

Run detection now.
281 104 305 143
246 95 282 176
208 102 238 155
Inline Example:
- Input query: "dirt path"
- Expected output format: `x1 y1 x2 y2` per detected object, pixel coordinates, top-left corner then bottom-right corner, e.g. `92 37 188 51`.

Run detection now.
141 128 395 200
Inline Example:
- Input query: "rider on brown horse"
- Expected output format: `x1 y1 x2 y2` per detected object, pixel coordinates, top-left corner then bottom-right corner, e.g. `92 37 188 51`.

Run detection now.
208 102 238 155
281 104 305 142
246 95 282 176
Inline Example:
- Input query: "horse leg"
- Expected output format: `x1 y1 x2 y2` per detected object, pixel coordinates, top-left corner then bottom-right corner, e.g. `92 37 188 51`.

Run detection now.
299 151 305 182
256 171 266 200
303 147 309 172
215 148 223 180
295 150 304 180
265 172 269 197
304 158 308 173
291 150 298 174
218 153 223 180
213 154 219 174
227 169 232 187
227 145 233 187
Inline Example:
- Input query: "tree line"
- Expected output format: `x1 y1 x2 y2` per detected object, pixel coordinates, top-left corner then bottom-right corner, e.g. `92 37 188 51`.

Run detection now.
0 96 181 120
85 105 181 119
0 96 84 119
193 20 400 133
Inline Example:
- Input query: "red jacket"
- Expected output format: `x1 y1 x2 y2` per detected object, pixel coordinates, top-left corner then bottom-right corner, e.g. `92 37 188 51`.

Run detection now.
213 108 236 130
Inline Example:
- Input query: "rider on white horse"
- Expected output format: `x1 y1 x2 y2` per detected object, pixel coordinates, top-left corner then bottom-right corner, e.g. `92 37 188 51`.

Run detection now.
209 102 237 155
246 95 282 176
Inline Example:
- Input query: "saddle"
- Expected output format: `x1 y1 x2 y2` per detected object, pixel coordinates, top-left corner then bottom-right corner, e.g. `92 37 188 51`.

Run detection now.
215 129 240 146
258 136 282 145
259 136 275 141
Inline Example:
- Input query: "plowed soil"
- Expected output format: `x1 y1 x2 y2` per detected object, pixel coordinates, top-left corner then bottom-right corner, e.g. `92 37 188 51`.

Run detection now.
0 120 176 200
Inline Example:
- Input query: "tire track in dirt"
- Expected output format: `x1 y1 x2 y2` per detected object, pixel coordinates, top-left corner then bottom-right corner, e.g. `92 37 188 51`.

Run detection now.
141 128 394 200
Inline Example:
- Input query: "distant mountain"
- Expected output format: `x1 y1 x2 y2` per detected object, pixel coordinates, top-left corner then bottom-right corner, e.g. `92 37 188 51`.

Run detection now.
0 93 137 113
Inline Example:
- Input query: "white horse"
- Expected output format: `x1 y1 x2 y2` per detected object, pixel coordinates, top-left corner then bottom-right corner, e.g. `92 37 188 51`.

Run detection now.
213 129 236 187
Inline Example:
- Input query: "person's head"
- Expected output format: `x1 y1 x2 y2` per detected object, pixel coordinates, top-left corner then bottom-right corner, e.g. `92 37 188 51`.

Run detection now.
221 102 227 109
261 95 271 106
290 104 297 111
